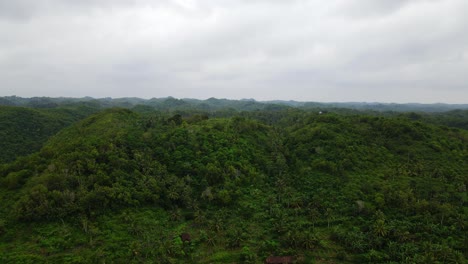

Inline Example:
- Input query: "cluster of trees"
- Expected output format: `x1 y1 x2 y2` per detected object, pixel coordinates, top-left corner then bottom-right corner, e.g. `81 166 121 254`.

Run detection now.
0 105 99 163
2 95 468 114
0 103 467 263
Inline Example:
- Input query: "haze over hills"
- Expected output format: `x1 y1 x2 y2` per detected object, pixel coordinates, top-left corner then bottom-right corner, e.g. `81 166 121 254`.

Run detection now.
2 96 468 112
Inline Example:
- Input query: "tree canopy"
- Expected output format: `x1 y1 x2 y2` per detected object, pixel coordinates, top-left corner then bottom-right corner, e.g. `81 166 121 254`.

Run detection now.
0 103 467 263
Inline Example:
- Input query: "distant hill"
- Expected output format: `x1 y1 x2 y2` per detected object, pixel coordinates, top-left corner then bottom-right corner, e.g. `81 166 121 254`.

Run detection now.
1 96 467 113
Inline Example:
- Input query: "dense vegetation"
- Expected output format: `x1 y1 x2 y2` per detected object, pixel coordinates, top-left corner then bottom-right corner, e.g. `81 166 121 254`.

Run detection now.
0 99 467 263
0 105 99 163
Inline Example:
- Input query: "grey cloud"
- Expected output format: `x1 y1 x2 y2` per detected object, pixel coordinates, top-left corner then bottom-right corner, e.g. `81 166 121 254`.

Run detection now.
336 0 413 18
0 0 467 103
0 0 41 20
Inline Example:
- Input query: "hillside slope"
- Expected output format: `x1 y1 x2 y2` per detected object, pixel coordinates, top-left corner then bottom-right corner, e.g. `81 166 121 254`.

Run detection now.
0 109 467 263
0 105 98 164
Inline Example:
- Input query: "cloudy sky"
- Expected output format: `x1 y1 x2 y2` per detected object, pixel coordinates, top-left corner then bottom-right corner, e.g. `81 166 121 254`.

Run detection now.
0 0 467 103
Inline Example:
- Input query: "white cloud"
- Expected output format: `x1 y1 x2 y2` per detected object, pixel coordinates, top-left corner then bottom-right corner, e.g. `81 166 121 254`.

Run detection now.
0 0 467 102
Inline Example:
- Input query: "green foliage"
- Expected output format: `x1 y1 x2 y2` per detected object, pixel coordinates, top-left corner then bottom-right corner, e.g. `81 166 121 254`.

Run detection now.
0 105 98 163
0 107 467 263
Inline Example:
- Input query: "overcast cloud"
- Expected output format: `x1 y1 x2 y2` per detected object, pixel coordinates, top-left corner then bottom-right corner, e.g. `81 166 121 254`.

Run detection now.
0 0 467 103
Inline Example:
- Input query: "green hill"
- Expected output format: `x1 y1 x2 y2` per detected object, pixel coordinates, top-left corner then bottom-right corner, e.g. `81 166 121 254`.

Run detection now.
0 109 467 263
0 105 99 164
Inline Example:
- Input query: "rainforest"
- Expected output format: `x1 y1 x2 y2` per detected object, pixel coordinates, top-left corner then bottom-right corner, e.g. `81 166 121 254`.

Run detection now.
0 97 467 263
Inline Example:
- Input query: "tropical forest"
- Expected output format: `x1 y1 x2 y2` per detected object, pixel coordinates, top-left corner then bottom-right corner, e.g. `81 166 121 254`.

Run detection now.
0 96 467 263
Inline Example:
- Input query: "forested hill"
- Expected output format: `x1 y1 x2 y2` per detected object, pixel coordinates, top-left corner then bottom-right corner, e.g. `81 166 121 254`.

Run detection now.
2 95 468 113
0 105 99 163
0 107 467 263
1 96 467 165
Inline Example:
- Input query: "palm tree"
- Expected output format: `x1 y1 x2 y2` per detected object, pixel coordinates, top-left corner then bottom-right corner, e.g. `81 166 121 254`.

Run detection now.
226 228 244 248
372 210 388 237
167 187 179 201
169 209 181 221
301 231 320 250
193 209 206 225
373 219 388 237
206 232 217 248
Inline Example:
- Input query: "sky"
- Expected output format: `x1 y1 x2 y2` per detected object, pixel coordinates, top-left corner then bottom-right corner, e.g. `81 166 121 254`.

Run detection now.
0 0 467 103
